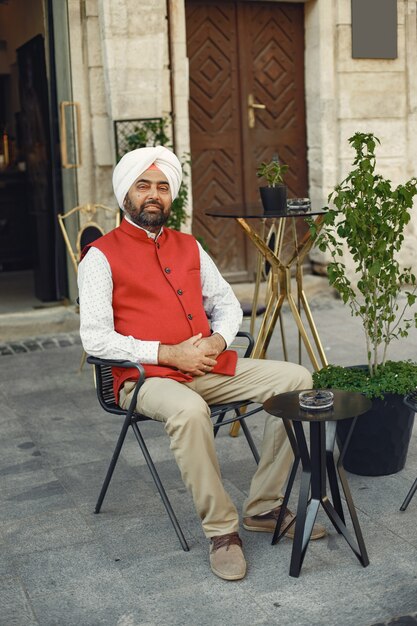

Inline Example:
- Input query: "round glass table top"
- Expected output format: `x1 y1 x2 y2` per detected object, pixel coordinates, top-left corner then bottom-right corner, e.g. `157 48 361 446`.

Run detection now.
263 389 372 423
205 202 327 219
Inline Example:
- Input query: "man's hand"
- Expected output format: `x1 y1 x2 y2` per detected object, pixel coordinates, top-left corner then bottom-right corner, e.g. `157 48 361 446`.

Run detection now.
194 333 226 358
158 333 220 376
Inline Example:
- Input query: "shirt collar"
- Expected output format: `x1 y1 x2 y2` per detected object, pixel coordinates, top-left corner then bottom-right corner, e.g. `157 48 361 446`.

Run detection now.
124 214 163 241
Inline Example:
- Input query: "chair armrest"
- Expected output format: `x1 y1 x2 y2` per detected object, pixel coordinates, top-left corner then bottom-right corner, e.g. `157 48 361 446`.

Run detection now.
235 331 254 358
86 355 145 376
86 356 146 412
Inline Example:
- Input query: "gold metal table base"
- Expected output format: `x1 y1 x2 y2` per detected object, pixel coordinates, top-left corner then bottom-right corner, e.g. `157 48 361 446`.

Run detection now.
229 214 328 438
236 215 328 370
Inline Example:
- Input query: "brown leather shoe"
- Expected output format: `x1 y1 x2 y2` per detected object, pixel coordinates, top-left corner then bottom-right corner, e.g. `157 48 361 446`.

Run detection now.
209 532 247 581
243 506 326 540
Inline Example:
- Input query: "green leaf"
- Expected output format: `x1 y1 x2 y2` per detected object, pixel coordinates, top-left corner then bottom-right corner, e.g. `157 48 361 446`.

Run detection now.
318 131 417 369
313 361 417 399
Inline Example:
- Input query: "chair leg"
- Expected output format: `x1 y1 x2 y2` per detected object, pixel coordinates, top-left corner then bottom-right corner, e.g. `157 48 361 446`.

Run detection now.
95 413 131 514
229 421 240 437
214 407 260 462
213 410 227 437
400 477 417 511
131 422 189 551
78 349 87 372
239 414 260 464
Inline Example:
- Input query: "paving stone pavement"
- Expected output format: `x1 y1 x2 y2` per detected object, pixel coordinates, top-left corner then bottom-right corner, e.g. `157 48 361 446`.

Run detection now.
0 332 81 356
0 294 416 626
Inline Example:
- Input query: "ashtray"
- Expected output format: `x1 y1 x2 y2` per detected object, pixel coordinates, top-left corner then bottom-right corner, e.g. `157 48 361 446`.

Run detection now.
299 390 334 410
287 198 311 212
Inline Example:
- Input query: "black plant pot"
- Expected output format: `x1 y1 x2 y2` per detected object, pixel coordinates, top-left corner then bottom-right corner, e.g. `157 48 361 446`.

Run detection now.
259 185 287 214
336 393 415 476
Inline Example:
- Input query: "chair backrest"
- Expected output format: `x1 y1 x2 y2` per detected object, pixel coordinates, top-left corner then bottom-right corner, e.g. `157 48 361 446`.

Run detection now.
57 203 120 275
93 362 126 416
78 223 105 251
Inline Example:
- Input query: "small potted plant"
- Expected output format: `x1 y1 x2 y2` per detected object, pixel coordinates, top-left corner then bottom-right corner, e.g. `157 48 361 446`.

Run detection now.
310 132 417 476
256 157 289 214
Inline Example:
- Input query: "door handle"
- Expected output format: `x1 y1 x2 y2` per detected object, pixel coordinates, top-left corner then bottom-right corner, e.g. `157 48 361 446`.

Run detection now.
60 101 82 168
248 94 266 128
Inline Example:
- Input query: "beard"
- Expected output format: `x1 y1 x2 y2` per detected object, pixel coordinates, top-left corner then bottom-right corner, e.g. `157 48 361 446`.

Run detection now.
124 197 170 229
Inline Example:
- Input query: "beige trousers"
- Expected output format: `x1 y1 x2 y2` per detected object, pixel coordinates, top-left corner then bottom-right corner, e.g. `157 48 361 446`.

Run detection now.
120 358 312 538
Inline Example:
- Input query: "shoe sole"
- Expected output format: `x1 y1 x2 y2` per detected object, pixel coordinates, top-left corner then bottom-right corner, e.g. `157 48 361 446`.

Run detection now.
210 564 247 581
242 522 326 541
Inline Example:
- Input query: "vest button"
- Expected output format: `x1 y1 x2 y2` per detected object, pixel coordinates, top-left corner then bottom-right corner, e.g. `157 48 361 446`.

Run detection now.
187 314 193 320
177 289 183 295
164 267 171 274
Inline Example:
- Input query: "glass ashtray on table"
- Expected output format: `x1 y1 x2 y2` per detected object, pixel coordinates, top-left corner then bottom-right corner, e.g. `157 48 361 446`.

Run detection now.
299 390 334 411
287 198 311 212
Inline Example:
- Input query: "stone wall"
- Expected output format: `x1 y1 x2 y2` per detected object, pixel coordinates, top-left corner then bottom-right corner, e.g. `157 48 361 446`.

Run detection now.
68 0 174 223
68 0 417 272
306 0 417 272
167 0 193 232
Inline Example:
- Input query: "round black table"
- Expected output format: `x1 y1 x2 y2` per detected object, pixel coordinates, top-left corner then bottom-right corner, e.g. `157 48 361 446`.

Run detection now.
263 389 372 577
206 203 327 219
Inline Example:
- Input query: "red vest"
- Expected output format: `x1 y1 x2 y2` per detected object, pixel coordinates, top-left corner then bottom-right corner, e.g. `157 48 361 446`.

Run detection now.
84 219 237 399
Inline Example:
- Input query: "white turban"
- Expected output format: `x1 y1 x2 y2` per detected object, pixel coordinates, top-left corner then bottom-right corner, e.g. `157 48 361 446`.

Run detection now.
112 146 182 209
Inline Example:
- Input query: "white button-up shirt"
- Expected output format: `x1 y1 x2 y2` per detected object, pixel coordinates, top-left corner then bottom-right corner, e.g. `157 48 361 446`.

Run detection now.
77 217 243 364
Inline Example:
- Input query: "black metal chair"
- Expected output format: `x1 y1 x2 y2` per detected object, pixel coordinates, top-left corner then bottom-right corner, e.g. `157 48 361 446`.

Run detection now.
400 391 417 511
87 331 262 551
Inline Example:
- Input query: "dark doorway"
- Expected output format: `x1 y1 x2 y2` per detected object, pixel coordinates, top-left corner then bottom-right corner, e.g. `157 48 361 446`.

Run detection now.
0 1 67 307
186 1 308 280
17 35 61 302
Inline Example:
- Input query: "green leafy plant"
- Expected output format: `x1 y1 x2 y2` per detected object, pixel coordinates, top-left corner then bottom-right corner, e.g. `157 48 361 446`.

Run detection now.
256 158 289 187
313 361 417 399
120 117 190 232
125 119 169 151
166 153 190 231
310 132 417 393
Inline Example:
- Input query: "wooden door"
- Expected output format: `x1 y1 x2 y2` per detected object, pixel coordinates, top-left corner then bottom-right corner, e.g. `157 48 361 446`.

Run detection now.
186 1 308 280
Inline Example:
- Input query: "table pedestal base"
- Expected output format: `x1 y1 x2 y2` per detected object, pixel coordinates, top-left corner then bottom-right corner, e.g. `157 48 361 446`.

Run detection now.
272 417 369 577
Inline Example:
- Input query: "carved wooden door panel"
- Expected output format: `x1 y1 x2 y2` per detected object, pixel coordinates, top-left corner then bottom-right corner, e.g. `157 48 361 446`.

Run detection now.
186 1 308 280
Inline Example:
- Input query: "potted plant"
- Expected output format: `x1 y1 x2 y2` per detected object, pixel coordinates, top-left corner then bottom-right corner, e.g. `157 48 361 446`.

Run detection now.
310 132 417 476
256 157 289 214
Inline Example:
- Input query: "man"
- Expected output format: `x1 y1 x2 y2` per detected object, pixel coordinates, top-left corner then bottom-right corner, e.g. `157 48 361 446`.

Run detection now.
78 146 325 581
